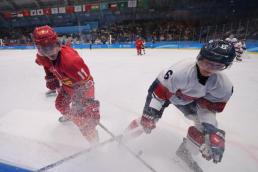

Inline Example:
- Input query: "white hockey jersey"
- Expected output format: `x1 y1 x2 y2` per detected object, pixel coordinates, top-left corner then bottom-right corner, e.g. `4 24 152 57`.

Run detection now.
225 37 238 43
156 60 233 108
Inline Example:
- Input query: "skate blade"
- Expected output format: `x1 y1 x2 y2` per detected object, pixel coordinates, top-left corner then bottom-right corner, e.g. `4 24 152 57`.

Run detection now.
171 154 203 172
45 91 57 97
171 155 193 172
58 117 71 123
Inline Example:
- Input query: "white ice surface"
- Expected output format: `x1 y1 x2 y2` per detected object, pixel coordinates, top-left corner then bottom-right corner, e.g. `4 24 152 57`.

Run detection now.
0 49 258 172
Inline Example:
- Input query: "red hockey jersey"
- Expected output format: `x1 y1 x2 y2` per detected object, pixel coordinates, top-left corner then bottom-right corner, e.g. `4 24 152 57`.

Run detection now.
135 39 144 48
35 46 93 95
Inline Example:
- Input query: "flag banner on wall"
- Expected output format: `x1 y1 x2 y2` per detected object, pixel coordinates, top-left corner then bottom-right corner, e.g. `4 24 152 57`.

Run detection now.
30 10 37 16
11 12 17 18
22 10 30 17
3 12 12 18
85 4 92 12
66 6 75 13
51 8 58 14
109 3 117 11
17 11 23 17
43 8 51 15
128 0 137 8
91 3 99 11
4 11 12 19
74 5 82 12
2 2 130 18
138 0 149 9
59 7 66 13
37 9 44 15
100 2 108 10
118 2 127 9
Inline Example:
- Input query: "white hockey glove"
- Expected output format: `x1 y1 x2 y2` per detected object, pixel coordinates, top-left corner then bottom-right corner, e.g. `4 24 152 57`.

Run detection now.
140 113 158 134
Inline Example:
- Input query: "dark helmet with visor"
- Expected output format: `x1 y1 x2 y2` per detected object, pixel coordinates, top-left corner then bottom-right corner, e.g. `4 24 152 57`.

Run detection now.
198 40 236 68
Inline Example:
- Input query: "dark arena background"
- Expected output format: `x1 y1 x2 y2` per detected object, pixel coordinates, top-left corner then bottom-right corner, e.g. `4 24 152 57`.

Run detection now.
0 0 258 49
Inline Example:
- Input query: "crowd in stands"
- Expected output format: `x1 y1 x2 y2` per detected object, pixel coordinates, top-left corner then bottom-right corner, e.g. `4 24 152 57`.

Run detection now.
1 18 258 46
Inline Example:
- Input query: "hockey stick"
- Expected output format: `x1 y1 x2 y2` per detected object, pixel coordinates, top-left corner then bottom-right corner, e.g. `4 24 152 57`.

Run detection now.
36 134 121 172
98 122 157 172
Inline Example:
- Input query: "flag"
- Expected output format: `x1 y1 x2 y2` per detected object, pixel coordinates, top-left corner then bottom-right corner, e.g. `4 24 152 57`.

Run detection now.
91 3 99 12
128 0 137 8
43 8 51 15
3 11 12 18
51 8 58 14
3 12 19 18
22 10 30 17
100 2 108 10
37 9 44 15
109 3 117 11
66 6 75 13
118 2 127 9
74 5 82 12
85 4 92 12
138 0 149 9
59 7 66 13
30 10 37 16
17 11 23 17
11 12 17 18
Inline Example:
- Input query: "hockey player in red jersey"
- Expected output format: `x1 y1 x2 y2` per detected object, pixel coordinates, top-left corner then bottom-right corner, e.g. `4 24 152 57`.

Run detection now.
135 37 144 55
126 40 236 171
33 25 100 144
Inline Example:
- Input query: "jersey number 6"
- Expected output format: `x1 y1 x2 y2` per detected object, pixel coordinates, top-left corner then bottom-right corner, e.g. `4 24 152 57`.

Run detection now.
164 70 173 80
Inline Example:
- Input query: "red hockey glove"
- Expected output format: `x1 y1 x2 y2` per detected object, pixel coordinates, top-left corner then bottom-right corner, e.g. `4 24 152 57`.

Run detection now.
199 130 225 163
187 126 225 163
45 75 59 90
140 113 157 134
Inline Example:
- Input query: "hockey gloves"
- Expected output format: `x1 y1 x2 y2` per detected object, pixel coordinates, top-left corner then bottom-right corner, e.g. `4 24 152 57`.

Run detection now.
45 74 59 90
199 129 225 163
140 113 157 134
187 126 225 163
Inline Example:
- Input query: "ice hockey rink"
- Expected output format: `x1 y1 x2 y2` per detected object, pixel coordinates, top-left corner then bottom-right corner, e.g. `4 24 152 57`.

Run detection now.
0 48 258 172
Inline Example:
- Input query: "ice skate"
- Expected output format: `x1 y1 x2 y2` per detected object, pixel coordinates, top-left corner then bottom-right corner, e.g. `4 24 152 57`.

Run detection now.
45 89 57 97
176 138 203 172
58 116 71 123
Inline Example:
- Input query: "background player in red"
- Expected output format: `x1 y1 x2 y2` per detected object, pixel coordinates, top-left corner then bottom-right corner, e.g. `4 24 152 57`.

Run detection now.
33 25 100 144
135 36 144 55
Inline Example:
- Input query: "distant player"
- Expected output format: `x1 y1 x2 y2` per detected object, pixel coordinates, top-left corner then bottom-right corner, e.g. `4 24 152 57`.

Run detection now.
233 40 244 61
225 34 237 43
126 40 236 171
135 37 144 55
225 35 244 61
33 25 100 144
141 39 146 55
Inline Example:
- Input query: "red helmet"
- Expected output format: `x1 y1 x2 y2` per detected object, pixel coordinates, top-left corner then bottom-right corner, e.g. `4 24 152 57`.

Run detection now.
33 25 58 46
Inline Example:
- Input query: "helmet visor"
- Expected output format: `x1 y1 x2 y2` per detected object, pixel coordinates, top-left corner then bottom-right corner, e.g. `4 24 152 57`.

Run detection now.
198 59 226 71
36 43 60 60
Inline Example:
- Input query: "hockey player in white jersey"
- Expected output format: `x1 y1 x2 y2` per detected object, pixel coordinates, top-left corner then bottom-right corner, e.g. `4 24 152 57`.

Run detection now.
127 40 236 172
225 34 237 43
225 35 244 61
233 40 244 61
